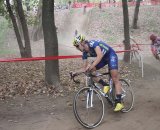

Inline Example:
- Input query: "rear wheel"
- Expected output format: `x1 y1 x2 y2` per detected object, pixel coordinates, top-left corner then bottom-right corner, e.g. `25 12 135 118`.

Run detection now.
73 87 104 128
120 79 134 113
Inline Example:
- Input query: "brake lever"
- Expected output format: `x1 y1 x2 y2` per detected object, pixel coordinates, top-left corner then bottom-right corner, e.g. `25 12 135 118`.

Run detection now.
69 72 73 80
69 72 80 84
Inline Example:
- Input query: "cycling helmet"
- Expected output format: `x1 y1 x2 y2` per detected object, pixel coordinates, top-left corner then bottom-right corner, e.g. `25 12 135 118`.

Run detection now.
150 34 157 41
73 34 85 47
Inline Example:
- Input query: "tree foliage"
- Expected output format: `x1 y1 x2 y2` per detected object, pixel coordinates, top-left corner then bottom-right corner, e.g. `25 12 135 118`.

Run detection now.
0 0 13 23
0 0 5 15
5 0 32 57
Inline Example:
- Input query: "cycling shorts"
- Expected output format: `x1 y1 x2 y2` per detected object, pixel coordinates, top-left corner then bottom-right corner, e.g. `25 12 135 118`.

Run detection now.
95 51 118 70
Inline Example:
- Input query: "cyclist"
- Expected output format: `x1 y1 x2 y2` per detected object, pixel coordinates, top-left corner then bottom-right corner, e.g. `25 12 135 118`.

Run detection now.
72 34 124 112
150 34 160 60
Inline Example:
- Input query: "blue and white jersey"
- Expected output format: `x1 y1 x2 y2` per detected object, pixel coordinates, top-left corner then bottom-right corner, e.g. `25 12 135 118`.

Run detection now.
82 40 118 70
82 40 115 60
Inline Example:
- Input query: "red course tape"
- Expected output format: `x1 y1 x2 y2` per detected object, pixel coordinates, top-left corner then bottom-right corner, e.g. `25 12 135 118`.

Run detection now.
0 55 81 62
0 50 136 62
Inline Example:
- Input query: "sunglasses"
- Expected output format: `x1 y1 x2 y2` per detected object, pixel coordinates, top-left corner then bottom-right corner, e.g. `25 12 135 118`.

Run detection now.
75 45 79 48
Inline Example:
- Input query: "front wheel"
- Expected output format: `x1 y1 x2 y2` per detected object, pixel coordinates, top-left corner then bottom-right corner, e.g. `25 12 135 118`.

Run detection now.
120 79 134 113
73 87 104 128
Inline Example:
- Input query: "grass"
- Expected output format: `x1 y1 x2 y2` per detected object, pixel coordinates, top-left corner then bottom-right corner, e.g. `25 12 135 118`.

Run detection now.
0 50 16 55
0 17 16 56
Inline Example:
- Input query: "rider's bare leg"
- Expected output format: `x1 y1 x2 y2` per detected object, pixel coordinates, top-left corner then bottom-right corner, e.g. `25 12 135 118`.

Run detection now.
110 69 122 95
110 69 124 111
90 67 109 88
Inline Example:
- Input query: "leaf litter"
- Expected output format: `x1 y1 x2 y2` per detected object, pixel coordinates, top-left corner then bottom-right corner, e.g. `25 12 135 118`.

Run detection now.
1 5 160 100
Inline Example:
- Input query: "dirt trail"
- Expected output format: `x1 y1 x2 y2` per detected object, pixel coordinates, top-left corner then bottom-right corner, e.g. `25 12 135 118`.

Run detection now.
58 8 90 55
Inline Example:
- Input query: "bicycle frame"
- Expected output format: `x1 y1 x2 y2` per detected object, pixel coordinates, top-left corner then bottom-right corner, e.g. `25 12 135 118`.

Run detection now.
85 72 116 106
88 89 96 108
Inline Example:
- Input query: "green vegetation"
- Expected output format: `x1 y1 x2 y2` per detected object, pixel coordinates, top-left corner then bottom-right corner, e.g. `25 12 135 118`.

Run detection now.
0 17 15 55
0 18 8 47
0 50 15 55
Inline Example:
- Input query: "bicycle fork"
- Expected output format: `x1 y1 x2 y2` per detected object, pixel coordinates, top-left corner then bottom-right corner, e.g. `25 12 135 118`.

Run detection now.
86 89 93 108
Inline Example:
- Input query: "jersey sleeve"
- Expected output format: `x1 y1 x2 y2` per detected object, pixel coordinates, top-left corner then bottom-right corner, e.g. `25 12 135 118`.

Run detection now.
88 40 99 49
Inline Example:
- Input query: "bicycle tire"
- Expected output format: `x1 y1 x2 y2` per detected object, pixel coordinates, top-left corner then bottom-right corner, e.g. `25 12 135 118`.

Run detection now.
119 79 134 113
73 87 104 128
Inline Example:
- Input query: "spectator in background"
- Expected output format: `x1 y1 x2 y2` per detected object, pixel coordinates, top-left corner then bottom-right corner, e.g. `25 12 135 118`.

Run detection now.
99 1 102 9
83 5 87 14
68 0 71 10
150 34 160 60
113 0 116 7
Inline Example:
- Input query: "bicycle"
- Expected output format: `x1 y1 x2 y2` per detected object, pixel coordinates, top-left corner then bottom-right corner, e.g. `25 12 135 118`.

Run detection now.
70 71 134 128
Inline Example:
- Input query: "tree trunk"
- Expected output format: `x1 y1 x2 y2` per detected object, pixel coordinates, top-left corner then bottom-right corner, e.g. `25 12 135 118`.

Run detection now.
42 0 60 86
16 12 24 40
31 0 43 41
5 0 26 57
25 0 30 11
122 0 131 62
15 0 32 57
132 0 141 29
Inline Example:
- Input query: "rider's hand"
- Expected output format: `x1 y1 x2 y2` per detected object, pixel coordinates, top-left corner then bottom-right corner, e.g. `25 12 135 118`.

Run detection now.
85 64 91 72
71 71 78 77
